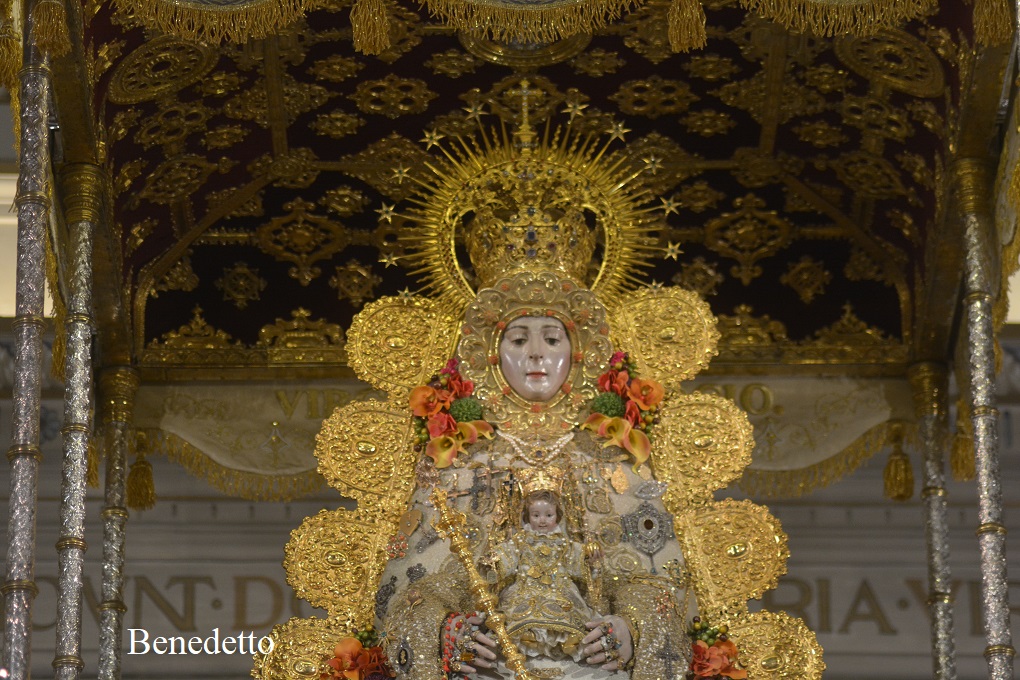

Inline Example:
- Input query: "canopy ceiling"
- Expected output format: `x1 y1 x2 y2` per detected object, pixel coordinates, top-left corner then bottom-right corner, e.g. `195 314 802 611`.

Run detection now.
60 0 1009 380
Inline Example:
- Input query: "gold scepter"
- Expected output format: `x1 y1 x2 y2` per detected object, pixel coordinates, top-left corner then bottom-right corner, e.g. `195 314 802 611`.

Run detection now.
430 487 537 680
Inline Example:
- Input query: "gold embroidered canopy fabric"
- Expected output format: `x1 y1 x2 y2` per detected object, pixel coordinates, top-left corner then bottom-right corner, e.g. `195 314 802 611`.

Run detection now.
111 0 315 43
739 0 934 37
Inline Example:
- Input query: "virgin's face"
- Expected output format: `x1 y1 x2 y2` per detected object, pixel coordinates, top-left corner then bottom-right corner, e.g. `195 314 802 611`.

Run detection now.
499 316 571 402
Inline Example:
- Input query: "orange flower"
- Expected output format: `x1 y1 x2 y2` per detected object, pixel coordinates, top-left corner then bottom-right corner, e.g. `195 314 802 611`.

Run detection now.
409 386 453 417
425 420 495 468
581 414 650 469
628 378 664 409
690 640 746 680
427 412 457 438
325 638 365 680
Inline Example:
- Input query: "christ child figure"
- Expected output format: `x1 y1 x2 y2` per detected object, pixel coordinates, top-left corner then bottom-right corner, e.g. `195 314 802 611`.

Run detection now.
490 480 598 661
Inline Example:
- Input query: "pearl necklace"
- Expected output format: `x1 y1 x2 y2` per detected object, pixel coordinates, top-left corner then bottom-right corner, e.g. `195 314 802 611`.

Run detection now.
498 430 574 467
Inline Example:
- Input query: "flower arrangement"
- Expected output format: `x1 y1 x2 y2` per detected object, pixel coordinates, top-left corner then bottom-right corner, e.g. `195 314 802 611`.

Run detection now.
322 629 395 680
581 351 664 468
686 617 745 680
409 359 494 468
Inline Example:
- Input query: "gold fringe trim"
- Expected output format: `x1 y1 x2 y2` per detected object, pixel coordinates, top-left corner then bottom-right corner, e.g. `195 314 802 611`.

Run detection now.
30 0 70 58
110 0 312 44
0 0 19 91
138 428 325 502
126 450 156 510
0 28 20 92
418 0 642 45
86 434 100 488
42 218 67 383
668 0 706 52
8 84 19 155
974 0 1014 46
351 0 390 55
738 0 933 37
739 420 903 498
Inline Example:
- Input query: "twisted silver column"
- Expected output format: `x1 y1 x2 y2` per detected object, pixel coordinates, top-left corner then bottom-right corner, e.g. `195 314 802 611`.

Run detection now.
52 165 103 680
2 44 51 680
97 368 138 680
958 159 1015 680
909 362 957 680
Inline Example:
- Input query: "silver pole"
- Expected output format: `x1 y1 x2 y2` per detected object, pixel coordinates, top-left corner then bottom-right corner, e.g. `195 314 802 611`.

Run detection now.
909 362 957 680
52 164 103 680
2 36 51 680
97 367 137 680
957 159 1015 679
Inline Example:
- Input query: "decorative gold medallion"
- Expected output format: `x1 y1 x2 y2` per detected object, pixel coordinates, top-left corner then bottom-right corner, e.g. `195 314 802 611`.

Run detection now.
251 616 350 680
284 508 394 623
346 296 459 399
725 611 826 680
610 286 719 389
675 499 789 615
653 392 754 509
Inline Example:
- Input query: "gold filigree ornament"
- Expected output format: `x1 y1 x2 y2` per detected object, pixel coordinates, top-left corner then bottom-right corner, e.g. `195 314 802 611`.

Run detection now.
284 508 394 624
674 499 788 615
610 286 719 390
725 611 825 680
346 295 459 399
107 35 216 104
652 392 754 509
251 616 351 680
315 398 418 523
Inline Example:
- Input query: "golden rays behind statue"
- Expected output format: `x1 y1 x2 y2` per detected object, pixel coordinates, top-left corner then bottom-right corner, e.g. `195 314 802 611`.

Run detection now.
253 80 824 680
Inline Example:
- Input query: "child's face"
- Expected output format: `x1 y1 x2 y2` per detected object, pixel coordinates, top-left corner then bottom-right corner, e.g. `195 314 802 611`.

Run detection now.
528 499 558 533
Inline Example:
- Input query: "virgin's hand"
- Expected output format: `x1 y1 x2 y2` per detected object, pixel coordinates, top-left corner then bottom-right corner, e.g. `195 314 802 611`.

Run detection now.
582 615 633 671
450 614 499 674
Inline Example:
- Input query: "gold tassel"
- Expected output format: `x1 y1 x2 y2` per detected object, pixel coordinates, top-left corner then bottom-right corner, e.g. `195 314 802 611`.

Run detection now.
350 0 390 56
30 0 70 58
86 435 100 488
668 0 706 52
951 414 976 481
882 427 913 502
126 451 156 510
974 0 1014 46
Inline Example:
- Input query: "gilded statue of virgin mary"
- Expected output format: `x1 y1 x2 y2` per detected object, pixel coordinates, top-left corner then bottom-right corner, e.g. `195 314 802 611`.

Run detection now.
252 83 824 680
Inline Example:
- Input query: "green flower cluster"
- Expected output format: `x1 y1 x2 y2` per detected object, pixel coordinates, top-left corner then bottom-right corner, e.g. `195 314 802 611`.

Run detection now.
449 396 483 422
589 391 626 418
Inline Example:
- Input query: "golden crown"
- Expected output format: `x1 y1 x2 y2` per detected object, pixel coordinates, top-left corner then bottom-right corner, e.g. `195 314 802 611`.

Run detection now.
465 182 597 288
399 78 659 315
517 465 565 496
